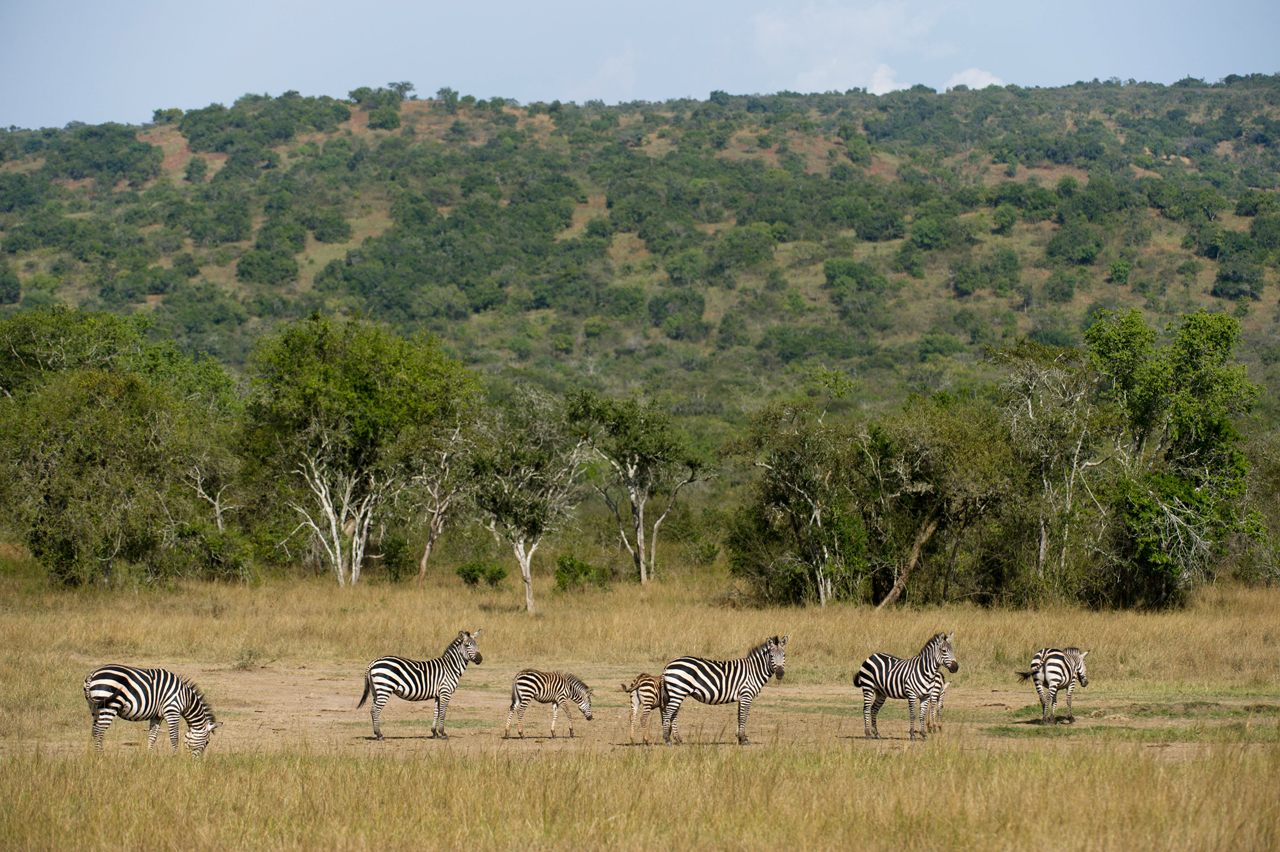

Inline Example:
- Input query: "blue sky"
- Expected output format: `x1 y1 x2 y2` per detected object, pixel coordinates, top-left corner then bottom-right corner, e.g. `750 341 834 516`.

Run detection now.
2 0 1278 129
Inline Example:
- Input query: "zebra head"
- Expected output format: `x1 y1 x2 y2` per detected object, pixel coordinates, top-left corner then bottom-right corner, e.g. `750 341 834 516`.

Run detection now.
933 632 959 673
569 678 594 720
185 718 222 757
456 629 483 665
766 635 788 681
1067 648 1089 687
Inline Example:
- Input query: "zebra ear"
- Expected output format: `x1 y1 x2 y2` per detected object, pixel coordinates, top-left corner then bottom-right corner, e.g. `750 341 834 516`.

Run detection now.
1080 650 1088 658
947 631 955 642
780 634 789 646
472 628 483 638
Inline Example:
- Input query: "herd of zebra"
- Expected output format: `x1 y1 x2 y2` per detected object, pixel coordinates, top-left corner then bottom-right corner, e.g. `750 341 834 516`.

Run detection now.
82 630 1091 755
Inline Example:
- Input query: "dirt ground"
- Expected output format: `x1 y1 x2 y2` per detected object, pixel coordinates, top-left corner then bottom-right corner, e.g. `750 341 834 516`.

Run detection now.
33 656 1278 760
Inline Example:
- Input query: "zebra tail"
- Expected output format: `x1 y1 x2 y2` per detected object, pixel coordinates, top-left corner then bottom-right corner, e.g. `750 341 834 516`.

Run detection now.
357 673 372 709
1015 670 1033 682
658 677 669 711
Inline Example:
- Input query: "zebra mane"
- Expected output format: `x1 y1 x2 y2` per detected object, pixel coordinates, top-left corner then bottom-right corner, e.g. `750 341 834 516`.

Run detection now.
561 672 590 694
752 636 781 655
920 632 948 656
185 680 216 722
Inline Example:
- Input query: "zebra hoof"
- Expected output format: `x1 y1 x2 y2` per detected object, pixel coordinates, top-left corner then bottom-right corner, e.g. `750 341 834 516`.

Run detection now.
737 736 750 746
373 733 384 741
436 731 448 740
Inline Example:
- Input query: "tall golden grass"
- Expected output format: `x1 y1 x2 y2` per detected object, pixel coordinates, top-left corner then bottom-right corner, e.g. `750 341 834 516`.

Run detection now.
2 556 1279 849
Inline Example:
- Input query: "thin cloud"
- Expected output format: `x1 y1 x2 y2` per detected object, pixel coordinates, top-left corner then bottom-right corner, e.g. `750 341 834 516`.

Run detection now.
752 1 942 93
944 67 1004 90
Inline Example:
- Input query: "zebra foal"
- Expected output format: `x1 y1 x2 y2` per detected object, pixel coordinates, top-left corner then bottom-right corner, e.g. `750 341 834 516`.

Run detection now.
854 632 959 740
504 670 594 738
358 629 483 740
620 673 660 744
1017 647 1089 724
660 634 788 746
83 664 221 756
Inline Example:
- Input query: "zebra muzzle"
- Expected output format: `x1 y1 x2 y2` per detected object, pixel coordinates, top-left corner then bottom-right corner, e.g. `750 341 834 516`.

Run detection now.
774 668 785 681
472 653 483 665
946 661 959 673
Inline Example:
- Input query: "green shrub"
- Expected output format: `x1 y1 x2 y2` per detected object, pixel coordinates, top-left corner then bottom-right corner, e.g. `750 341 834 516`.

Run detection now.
456 560 507 587
554 554 610 591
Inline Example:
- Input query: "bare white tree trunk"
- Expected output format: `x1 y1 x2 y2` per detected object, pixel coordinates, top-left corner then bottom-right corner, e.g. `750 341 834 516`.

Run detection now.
288 440 398 587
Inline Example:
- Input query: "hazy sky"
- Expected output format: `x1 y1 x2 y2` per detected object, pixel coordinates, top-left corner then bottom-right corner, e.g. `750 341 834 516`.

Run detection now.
2 0 1277 129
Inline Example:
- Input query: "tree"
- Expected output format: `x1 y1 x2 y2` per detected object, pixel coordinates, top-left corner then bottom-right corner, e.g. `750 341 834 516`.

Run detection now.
396 419 477 583
1084 310 1258 606
569 391 705 584
471 389 589 613
729 402 865 606
854 397 1015 608
246 317 475 586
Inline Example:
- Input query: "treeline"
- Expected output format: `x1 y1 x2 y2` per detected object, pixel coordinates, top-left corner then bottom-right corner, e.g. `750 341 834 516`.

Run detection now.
0 306 1270 610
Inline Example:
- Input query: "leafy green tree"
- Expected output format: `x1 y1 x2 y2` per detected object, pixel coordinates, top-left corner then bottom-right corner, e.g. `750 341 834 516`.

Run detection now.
470 389 588 613
569 391 705 583
992 202 1018 235
245 316 475 585
728 402 865 606
1085 310 1258 606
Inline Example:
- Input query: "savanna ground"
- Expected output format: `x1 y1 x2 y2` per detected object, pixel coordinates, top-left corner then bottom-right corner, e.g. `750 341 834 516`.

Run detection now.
2 554 1279 850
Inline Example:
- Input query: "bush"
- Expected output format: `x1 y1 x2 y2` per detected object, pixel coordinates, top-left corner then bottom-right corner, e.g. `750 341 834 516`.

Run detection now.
456 560 507 587
554 554 610 591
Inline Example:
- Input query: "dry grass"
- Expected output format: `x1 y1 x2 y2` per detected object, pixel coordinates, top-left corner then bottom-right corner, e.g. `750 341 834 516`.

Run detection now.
2 557 1279 848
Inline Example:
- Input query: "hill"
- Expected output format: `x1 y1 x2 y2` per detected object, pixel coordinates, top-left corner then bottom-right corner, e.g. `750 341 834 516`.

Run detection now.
3 78 1280 433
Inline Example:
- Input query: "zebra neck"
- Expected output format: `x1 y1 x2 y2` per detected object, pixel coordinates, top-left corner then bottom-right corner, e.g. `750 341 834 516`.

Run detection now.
181 692 213 726
441 647 468 675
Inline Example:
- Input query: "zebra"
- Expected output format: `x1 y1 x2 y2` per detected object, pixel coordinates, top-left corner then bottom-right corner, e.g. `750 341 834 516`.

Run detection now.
83 665 221 756
925 676 949 734
619 673 661 744
659 634 788 746
504 670 594 738
853 632 959 740
357 629 483 740
1016 647 1089 724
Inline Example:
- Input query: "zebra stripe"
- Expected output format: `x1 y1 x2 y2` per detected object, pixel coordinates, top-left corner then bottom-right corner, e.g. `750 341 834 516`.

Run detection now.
504 670 594 738
660 634 788 745
83 664 220 756
853 631 959 740
620 673 660 744
1016 647 1089 724
358 629 483 740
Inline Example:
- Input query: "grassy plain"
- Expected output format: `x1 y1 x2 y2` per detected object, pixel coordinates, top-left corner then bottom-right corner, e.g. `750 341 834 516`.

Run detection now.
1 556 1278 849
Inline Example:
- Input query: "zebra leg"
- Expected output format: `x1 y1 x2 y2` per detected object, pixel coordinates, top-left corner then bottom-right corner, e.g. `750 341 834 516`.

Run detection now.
628 695 638 744
736 696 753 745
1065 683 1075 723
908 695 919 741
1035 681 1049 724
1047 687 1059 724
91 710 115 752
917 696 929 741
640 707 653 745
433 694 450 739
165 711 181 752
503 703 518 739
370 691 389 740
147 718 161 750
661 696 685 745
869 693 887 738
517 703 528 738
550 702 561 738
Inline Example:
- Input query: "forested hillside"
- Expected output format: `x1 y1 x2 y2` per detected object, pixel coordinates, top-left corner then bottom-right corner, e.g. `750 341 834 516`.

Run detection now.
2 77 1279 607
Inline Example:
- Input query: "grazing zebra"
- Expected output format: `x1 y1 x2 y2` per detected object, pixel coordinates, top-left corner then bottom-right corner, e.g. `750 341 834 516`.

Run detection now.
504 670 594 738
358 629 483 740
1016 647 1089 724
925 677 949 734
83 665 221 756
854 632 959 740
659 634 788 746
619 673 661 744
